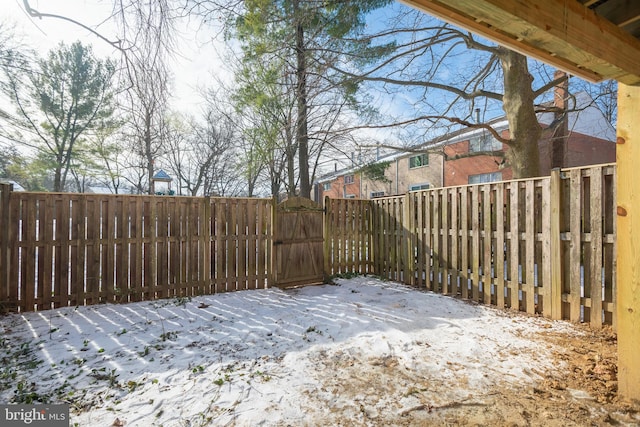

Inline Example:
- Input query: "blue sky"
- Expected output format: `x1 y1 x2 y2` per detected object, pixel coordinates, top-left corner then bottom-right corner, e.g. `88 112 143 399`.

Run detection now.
4 0 609 166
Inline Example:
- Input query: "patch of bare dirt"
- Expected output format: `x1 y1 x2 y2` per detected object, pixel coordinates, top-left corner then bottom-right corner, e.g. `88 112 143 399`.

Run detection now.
290 318 640 426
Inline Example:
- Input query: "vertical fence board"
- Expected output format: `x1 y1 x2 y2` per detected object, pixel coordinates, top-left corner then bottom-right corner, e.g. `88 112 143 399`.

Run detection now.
412 194 421 287
215 200 227 292
441 190 449 293
604 167 616 327
246 200 257 289
524 181 536 314
130 198 142 301
381 200 389 279
23 195 36 311
495 184 505 309
259 200 270 288
540 178 552 317
549 170 562 319
589 168 604 326
403 194 412 285
482 185 492 305
450 189 460 296
116 198 127 302
509 182 520 310
384 199 392 280
569 169 583 322
84 198 96 305
239 199 249 290
323 198 331 277
155 199 168 299
430 192 439 292
0 185 10 310
104 198 115 303
69 196 82 306
147 199 158 299
229 200 239 291
39 195 54 310
460 189 469 299
178 199 188 296
471 186 480 301
9 196 21 311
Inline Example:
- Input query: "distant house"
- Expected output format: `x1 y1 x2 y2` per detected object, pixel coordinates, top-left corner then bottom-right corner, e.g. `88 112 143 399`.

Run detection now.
444 91 616 186
314 91 615 201
316 149 445 201
0 179 25 191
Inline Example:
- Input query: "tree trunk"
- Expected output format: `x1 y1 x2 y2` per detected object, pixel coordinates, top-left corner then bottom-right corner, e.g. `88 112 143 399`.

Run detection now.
53 170 62 192
293 0 311 198
145 110 155 194
498 48 541 179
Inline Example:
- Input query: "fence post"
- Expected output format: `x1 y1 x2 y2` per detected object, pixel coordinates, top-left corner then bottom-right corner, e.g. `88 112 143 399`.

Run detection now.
616 83 640 401
0 183 12 310
549 169 563 320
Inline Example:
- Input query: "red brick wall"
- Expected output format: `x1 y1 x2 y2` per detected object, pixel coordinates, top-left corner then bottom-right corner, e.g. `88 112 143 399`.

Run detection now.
443 137 511 186
319 173 361 199
538 132 616 174
444 130 615 186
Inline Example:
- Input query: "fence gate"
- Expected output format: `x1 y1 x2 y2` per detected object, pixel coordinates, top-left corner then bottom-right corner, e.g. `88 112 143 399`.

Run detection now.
273 197 325 288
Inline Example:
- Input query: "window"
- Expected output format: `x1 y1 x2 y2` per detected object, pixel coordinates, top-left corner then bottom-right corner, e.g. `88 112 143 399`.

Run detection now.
468 172 502 184
345 194 356 199
409 183 430 191
323 182 331 191
370 191 385 198
344 175 354 184
469 134 502 153
409 154 428 168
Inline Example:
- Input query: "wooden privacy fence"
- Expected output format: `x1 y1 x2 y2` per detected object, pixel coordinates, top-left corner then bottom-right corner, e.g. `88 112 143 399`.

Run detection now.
324 164 617 328
0 188 272 312
0 163 617 326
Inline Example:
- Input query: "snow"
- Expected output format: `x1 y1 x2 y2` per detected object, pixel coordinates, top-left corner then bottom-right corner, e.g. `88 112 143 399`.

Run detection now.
0 276 576 426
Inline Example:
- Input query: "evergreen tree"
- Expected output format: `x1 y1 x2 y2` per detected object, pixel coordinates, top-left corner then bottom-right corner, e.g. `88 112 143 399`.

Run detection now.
231 0 394 198
4 41 115 191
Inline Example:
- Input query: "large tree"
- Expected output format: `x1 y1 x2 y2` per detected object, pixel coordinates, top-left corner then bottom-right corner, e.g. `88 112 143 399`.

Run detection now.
228 0 394 198
3 41 115 191
331 7 584 179
111 0 178 194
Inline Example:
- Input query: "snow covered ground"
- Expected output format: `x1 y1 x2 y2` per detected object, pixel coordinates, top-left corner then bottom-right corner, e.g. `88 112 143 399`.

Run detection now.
0 276 631 426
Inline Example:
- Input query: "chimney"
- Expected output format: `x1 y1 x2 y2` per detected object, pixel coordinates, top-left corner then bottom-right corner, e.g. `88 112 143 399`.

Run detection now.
554 70 568 111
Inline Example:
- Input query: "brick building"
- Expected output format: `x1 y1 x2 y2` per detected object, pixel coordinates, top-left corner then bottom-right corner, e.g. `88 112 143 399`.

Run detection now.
315 91 615 201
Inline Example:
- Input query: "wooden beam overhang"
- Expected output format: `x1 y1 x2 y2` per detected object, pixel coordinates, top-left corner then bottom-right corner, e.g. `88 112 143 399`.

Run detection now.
400 0 640 85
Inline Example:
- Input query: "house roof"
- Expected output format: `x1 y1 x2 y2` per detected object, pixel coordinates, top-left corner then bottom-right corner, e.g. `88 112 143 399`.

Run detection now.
0 179 25 191
152 169 172 182
537 91 616 141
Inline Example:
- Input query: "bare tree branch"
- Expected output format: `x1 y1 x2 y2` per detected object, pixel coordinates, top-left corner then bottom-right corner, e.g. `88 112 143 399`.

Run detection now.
22 0 125 51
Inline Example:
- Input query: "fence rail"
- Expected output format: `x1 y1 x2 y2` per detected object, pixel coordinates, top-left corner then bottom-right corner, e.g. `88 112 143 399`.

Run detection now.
324 164 617 327
0 188 272 312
